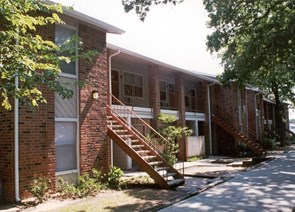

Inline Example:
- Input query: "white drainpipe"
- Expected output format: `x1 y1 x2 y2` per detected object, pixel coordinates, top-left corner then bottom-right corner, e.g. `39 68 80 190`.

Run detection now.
207 82 215 155
15 27 20 202
108 49 120 166
15 75 20 202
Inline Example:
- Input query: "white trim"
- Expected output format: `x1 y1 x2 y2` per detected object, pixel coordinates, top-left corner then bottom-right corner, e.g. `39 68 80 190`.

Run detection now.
55 117 78 122
107 43 219 83
55 169 79 176
60 73 78 79
54 24 80 177
46 0 124 34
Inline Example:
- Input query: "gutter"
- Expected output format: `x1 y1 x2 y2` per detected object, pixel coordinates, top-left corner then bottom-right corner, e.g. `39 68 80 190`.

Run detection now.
207 82 216 155
108 49 120 166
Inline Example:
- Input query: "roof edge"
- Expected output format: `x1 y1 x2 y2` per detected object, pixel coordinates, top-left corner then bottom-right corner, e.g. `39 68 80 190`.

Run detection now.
107 43 219 83
47 1 125 34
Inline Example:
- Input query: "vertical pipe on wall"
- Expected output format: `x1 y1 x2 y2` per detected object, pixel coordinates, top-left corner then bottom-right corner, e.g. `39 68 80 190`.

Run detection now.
108 49 120 166
15 74 20 202
255 92 262 139
207 82 215 155
15 26 20 202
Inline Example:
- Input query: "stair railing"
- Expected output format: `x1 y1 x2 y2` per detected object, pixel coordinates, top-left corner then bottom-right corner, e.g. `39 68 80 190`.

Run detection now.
108 94 184 176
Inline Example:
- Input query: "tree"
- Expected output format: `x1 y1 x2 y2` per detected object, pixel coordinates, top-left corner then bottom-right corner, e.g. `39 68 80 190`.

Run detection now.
0 0 92 110
156 113 192 165
204 0 295 146
122 0 183 21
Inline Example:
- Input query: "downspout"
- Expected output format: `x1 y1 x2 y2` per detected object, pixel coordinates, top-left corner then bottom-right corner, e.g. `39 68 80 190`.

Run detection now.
108 49 120 166
254 92 262 139
245 89 249 137
207 82 215 155
15 27 20 202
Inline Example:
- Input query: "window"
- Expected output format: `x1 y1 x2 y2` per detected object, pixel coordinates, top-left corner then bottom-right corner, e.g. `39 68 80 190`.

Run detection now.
124 72 143 98
55 122 77 172
55 25 78 173
55 25 76 75
185 87 196 110
160 81 167 102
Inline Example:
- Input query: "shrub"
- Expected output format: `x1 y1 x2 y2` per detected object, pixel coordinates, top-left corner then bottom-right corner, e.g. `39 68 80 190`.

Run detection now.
263 137 277 150
157 113 192 165
107 166 123 189
31 177 50 203
58 168 105 199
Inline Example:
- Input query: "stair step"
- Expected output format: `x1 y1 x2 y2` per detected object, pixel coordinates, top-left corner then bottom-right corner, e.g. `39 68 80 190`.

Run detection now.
130 139 140 143
114 129 128 133
137 150 151 155
132 144 145 148
142 155 157 161
120 134 133 138
149 161 163 166
155 166 169 172
167 179 185 187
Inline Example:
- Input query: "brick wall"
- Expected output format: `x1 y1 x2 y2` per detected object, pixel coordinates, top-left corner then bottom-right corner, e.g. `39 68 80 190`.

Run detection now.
0 108 15 202
148 65 160 129
0 15 110 201
213 84 238 155
175 73 186 161
78 24 110 175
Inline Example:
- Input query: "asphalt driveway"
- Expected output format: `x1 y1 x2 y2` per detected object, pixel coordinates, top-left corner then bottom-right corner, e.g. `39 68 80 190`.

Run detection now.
160 150 295 212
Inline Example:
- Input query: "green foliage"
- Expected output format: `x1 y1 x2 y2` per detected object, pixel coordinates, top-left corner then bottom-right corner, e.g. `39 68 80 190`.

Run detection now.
157 113 192 165
31 177 50 203
122 0 183 21
187 155 207 162
204 0 295 146
263 135 277 151
107 166 123 189
0 0 97 110
58 169 105 199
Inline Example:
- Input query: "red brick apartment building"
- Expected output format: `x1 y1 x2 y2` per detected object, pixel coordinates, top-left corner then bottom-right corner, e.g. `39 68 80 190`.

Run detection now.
0 9 124 202
0 7 279 202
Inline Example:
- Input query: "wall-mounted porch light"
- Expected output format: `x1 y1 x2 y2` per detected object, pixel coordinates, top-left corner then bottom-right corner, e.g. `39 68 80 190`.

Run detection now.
92 91 99 100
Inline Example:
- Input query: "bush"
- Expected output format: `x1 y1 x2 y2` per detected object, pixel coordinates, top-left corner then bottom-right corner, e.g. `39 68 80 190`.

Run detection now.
263 137 277 150
107 166 123 189
31 177 50 203
58 169 105 199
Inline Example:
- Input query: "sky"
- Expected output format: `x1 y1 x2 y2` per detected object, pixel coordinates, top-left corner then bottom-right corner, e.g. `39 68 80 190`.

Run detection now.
54 0 223 75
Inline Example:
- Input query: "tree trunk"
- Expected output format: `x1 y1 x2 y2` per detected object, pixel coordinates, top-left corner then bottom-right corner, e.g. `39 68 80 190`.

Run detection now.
273 85 286 146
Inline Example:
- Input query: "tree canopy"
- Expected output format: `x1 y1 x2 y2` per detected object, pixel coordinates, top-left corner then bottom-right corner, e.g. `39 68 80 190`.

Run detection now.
204 0 295 145
0 0 91 110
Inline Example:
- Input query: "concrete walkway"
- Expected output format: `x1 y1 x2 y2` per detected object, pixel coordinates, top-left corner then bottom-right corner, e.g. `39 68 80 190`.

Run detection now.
160 150 295 212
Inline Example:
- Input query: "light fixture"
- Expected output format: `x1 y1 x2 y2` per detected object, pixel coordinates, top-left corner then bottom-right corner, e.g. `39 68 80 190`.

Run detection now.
92 91 99 100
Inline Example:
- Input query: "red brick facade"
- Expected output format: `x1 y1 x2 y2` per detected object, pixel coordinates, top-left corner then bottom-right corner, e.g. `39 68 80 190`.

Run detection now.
0 15 110 202
78 23 110 175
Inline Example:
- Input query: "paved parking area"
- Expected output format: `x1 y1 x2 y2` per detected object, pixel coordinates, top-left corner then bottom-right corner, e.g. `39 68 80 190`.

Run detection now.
160 150 295 212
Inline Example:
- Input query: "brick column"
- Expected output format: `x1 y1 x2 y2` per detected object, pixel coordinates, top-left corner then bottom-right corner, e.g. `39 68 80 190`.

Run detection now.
148 65 160 129
175 73 186 161
79 24 110 175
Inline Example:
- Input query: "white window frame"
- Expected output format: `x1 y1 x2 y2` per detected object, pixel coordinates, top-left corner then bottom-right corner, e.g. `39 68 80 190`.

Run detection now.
55 23 80 176
123 71 144 99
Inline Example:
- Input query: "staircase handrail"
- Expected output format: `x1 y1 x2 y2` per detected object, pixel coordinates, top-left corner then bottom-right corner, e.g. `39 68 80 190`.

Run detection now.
248 128 258 141
109 94 171 156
